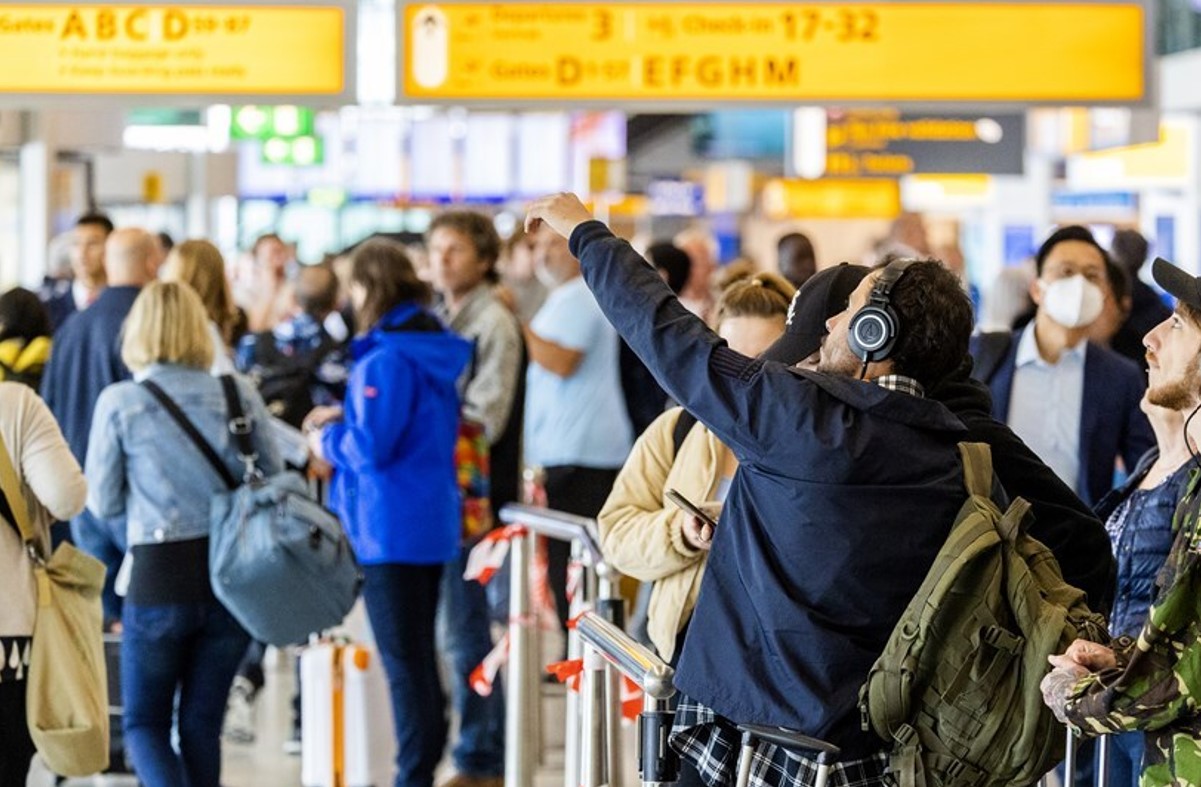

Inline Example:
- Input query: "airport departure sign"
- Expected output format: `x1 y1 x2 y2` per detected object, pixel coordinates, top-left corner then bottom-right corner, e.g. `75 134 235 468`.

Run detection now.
0 4 350 100
401 2 1147 106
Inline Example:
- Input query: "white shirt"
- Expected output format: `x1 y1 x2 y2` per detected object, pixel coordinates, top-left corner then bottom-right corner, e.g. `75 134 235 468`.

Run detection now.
524 276 632 469
1006 323 1086 493
71 280 93 312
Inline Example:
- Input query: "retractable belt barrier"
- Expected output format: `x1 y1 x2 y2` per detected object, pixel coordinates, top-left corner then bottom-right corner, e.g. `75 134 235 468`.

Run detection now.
498 501 630 787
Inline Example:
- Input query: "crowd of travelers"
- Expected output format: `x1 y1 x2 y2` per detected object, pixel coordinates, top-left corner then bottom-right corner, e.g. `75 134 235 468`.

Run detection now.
2 195 1201 787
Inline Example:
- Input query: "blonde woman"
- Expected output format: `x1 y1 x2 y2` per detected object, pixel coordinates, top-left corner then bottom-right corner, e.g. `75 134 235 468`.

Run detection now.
161 240 238 374
85 282 280 787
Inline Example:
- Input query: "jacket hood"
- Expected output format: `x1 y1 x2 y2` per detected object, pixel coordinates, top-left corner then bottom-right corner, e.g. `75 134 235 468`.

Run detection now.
927 357 994 420
354 303 473 385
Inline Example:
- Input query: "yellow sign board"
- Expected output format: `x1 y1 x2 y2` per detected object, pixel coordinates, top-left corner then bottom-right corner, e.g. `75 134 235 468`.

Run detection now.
762 178 901 219
0 4 347 96
402 2 1145 104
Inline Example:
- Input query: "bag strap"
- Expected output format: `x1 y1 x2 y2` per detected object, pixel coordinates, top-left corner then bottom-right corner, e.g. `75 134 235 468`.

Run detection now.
672 410 698 457
218 375 261 483
0 430 36 548
957 442 994 499
141 379 239 491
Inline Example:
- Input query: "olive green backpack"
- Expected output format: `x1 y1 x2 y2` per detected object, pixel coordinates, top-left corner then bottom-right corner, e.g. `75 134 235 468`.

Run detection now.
860 442 1108 787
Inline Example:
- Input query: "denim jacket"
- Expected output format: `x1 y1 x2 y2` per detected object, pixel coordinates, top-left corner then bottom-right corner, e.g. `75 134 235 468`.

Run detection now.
85 364 282 547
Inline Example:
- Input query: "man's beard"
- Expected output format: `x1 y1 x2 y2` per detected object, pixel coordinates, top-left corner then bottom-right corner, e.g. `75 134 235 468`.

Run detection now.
1148 355 1201 411
816 342 862 378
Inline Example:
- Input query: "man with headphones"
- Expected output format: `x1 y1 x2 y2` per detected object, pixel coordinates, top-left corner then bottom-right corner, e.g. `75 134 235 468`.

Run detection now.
525 194 976 787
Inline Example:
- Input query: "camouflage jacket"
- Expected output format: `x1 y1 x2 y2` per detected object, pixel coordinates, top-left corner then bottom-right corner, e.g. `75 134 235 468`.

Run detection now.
1065 466 1201 787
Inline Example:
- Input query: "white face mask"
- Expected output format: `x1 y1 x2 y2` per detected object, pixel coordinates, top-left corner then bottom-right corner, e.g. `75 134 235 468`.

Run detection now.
1039 275 1105 329
534 258 560 289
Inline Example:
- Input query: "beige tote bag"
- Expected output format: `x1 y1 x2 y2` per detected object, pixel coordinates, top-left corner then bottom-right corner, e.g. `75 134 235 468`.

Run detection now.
0 432 109 776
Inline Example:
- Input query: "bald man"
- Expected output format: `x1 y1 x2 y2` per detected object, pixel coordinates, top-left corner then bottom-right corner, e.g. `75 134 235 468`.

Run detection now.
42 226 156 629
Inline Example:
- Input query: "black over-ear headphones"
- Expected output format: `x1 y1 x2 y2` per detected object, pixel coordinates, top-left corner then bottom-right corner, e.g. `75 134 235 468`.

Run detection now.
847 259 917 364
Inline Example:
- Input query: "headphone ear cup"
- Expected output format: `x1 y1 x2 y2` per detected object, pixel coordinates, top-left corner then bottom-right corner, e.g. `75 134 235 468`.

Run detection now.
848 305 898 364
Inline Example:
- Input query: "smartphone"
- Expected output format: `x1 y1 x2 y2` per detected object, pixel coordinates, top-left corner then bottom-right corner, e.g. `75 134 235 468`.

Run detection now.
666 488 718 529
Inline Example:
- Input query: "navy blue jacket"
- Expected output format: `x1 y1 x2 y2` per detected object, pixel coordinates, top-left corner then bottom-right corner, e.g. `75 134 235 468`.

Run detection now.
971 330 1153 506
41 286 140 465
1094 449 1189 638
41 287 76 334
570 221 969 758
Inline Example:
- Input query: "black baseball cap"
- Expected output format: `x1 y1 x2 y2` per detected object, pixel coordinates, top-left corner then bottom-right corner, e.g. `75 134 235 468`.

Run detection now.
762 262 871 365
1152 257 1201 312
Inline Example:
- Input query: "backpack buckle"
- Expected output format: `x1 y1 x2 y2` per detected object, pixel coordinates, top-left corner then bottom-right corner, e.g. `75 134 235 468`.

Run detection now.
892 723 917 748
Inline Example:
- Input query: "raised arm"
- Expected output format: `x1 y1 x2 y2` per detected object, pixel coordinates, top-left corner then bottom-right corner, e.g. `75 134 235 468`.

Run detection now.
525 194 809 462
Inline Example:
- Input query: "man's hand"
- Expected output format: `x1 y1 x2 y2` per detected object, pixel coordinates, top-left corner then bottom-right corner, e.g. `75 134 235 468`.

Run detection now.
681 502 723 552
1049 640 1117 673
303 405 343 432
308 454 334 482
1040 666 1086 724
525 193 595 239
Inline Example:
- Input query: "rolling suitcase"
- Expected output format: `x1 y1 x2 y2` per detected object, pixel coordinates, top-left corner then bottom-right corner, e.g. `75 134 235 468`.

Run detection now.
300 641 395 787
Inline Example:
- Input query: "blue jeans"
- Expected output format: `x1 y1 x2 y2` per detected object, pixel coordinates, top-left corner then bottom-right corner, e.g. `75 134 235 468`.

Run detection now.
439 547 506 777
121 601 250 787
1103 731 1143 787
362 563 447 787
70 509 127 626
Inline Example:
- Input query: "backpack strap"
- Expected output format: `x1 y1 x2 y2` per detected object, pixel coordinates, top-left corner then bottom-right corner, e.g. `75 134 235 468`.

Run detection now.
672 410 698 457
957 442 994 499
0 431 36 550
219 375 261 482
142 380 239 491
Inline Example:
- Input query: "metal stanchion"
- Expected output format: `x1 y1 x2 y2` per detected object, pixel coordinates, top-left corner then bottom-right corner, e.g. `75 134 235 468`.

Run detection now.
563 539 590 787
1063 726 1077 787
580 641 608 787
598 566 625 787
1096 734 1111 787
497 504 634 787
505 530 536 787
577 612 678 787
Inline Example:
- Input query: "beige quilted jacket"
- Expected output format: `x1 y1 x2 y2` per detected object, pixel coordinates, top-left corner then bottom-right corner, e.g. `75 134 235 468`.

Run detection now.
597 407 724 661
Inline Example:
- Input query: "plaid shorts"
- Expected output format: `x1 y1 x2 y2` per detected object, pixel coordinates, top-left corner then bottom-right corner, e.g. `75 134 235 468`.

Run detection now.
669 696 893 787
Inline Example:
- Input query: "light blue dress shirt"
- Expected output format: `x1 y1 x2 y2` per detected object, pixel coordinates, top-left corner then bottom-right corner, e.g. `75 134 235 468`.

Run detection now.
1006 323 1087 493
524 275 633 469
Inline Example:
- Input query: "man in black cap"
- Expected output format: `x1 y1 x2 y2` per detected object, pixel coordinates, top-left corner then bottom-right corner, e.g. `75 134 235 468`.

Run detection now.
764 263 1113 612
527 192 975 787
1043 257 1201 787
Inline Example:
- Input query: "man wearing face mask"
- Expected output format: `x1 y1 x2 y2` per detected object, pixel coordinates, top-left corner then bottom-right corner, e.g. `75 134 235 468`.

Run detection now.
971 226 1153 506
522 224 633 634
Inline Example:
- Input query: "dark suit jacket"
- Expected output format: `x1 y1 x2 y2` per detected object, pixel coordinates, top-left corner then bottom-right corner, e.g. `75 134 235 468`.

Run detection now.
971 329 1154 507
41 288 76 334
40 286 140 464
